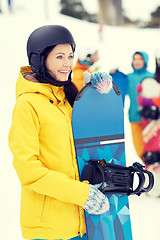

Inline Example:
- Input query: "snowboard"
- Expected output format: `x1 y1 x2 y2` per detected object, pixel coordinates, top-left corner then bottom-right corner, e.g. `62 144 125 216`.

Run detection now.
110 69 128 106
72 72 132 240
136 77 160 197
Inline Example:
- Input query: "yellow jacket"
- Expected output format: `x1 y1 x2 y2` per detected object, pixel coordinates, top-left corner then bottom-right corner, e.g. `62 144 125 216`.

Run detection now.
8 66 89 240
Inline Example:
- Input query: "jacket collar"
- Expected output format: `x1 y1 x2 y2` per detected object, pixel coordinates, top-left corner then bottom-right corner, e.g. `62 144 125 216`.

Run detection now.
16 66 65 102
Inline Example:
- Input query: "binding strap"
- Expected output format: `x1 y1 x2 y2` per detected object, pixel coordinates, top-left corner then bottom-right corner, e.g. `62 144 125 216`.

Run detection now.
82 159 154 196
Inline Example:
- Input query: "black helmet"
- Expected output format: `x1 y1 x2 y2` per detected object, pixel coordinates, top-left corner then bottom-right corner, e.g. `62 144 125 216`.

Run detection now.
27 25 76 75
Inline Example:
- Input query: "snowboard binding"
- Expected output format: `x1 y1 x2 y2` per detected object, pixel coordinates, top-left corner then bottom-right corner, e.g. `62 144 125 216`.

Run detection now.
82 159 154 196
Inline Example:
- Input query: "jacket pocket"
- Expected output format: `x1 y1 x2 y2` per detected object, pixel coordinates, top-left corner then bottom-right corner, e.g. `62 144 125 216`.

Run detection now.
41 195 50 223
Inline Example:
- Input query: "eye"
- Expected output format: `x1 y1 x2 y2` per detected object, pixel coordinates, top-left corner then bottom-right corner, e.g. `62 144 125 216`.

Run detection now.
57 55 62 59
69 55 74 59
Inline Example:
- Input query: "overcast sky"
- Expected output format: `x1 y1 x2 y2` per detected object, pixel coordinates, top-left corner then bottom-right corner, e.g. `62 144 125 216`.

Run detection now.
82 0 160 21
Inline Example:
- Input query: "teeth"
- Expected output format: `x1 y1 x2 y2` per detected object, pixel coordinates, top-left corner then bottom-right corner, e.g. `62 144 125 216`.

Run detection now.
60 71 68 73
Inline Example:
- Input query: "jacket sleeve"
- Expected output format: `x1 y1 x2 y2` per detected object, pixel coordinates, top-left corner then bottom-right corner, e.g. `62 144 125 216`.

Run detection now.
8 99 89 206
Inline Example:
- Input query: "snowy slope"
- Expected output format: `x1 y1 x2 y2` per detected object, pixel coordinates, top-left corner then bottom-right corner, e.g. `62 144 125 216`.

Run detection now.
0 1 160 239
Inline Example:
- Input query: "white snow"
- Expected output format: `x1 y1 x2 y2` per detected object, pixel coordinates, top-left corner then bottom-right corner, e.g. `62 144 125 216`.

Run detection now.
0 1 160 239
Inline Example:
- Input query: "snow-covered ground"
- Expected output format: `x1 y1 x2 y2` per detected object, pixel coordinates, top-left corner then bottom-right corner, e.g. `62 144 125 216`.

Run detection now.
0 1 160 239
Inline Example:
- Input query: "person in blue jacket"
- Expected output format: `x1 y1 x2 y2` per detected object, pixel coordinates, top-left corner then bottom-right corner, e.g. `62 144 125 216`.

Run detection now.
8 0 12 12
127 51 154 158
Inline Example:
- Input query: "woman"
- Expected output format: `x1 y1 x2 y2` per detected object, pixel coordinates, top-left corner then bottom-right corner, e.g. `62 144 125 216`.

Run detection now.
8 25 109 240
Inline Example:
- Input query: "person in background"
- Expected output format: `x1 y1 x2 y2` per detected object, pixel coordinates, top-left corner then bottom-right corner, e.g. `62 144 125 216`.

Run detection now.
127 51 154 158
8 25 109 240
0 0 12 13
154 49 160 83
98 23 104 42
72 48 100 91
7 0 12 12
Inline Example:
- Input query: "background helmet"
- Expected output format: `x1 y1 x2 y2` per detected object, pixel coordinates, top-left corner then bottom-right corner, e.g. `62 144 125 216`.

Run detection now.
78 47 99 66
27 25 76 75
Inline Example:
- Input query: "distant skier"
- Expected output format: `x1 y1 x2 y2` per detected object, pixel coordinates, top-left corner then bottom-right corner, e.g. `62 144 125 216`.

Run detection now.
0 0 12 13
98 23 104 42
0 0 2 13
155 50 160 83
126 51 154 158
8 0 12 12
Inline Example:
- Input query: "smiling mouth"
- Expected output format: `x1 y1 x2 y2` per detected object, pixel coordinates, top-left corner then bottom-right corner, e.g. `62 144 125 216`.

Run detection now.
59 70 69 74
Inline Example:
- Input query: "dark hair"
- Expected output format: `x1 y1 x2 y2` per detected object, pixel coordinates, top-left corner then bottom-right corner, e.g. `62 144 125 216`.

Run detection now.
64 81 78 107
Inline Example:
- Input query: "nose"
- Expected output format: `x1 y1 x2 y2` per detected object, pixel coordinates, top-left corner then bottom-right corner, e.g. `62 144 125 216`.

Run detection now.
63 58 70 67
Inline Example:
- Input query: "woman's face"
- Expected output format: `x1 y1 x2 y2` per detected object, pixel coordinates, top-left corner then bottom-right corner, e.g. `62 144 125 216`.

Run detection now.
45 44 74 82
132 53 145 70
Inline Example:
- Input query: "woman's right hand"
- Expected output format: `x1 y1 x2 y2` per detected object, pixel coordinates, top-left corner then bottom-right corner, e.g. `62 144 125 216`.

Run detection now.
82 184 109 215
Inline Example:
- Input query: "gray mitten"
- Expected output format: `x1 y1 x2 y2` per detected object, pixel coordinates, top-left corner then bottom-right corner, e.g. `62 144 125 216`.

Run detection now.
82 184 109 215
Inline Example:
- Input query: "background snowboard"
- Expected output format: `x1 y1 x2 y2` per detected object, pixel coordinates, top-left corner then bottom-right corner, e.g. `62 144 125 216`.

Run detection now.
136 77 160 197
72 77 132 240
109 69 128 106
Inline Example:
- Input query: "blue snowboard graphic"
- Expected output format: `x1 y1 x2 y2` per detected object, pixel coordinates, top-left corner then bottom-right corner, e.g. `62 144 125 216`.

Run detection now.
72 77 132 240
